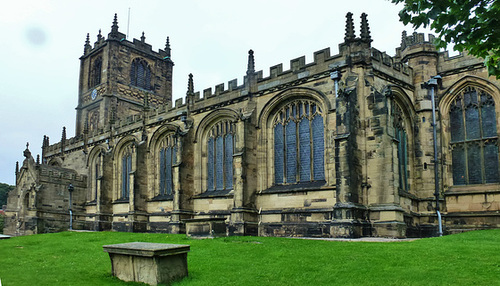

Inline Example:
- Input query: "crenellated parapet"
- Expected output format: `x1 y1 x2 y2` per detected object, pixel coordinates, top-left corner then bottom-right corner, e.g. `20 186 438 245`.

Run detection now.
399 31 436 52
39 164 87 186
371 47 412 86
397 31 439 64
82 14 170 60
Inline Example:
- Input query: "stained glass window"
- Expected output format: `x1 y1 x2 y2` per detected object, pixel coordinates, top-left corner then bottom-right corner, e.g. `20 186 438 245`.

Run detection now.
274 123 284 184
393 103 410 191
312 115 325 180
273 100 324 185
121 150 132 199
450 87 499 185
207 137 215 191
299 119 311 182
159 134 177 196
92 152 102 201
206 120 234 191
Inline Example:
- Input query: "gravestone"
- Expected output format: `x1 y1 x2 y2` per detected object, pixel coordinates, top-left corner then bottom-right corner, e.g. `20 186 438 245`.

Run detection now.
103 242 190 285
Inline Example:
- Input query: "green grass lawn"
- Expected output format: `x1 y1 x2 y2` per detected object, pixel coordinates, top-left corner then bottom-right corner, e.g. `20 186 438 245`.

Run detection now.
0 230 499 286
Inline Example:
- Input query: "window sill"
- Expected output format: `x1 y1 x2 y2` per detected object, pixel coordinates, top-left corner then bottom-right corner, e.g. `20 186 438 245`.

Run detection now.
150 194 174 201
113 199 130 204
194 189 233 199
446 183 500 195
260 180 330 194
85 200 97 206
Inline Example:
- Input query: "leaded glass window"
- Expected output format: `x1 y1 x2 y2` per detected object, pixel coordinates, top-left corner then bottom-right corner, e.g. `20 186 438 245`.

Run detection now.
121 147 132 199
159 134 177 196
206 120 234 191
130 58 151 90
450 87 499 185
92 152 102 201
393 104 409 191
273 100 325 185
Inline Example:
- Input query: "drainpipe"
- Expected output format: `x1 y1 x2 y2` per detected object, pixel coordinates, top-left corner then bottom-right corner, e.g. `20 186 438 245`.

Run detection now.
425 75 443 237
68 184 74 231
330 70 342 97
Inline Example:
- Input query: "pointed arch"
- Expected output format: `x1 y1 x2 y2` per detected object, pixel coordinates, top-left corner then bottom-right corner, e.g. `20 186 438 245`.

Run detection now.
149 124 182 198
194 108 239 194
130 58 151 90
194 108 239 143
258 87 330 129
440 80 500 186
259 87 329 189
113 136 139 201
390 86 416 192
87 145 106 202
439 75 500 115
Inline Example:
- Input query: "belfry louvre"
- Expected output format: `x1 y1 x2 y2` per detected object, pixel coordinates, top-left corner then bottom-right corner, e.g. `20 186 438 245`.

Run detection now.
5 13 500 238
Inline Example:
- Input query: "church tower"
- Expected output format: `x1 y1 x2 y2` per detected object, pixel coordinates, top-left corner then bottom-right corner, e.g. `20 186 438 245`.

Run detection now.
75 14 173 136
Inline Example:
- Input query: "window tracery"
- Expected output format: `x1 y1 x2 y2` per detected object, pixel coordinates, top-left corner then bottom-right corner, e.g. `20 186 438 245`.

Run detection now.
158 134 177 196
450 87 499 185
206 120 234 192
273 100 324 185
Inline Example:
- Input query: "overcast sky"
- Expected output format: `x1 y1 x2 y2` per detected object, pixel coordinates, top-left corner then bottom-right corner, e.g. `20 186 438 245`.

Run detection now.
0 0 433 185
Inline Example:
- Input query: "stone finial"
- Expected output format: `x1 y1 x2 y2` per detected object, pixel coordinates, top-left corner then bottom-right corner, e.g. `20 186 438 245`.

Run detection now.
344 12 355 42
84 33 91 55
360 13 371 43
36 154 40 165
111 13 119 33
401 31 407 47
141 32 145 42
165 37 171 58
61 127 67 142
97 29 103 42
108 13 125 40
15 161 19 176
187 73 194 95
61 127 67 154
23 142 31 159
247 50 255 75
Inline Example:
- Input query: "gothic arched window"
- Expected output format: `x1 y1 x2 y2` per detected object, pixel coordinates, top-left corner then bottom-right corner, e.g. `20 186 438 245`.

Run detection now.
121 145 133 199
90 57 102 88
130 58 151 90
207 120 234 192
393 103 409 191
158 134 177 196
450 87 499 185
273 100 324 185
91 151 103 202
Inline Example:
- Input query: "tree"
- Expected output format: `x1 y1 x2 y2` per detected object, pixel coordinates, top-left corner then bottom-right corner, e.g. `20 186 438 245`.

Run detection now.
392 0 500 78
0 183 14 207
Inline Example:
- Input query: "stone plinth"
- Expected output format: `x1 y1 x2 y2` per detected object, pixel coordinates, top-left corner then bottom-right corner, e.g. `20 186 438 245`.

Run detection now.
103 242 190 285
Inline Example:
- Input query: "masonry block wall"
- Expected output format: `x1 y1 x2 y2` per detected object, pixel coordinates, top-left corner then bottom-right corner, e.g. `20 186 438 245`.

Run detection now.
5 13 500 238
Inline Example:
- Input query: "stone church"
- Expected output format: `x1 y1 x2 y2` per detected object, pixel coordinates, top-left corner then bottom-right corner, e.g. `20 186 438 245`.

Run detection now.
5 13 500 238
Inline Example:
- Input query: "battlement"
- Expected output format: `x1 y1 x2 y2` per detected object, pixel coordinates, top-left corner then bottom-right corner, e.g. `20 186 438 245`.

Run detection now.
399 31 437 51
39 164 87 184
371 48 411 76
190 47 339 108
82 14 170 60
